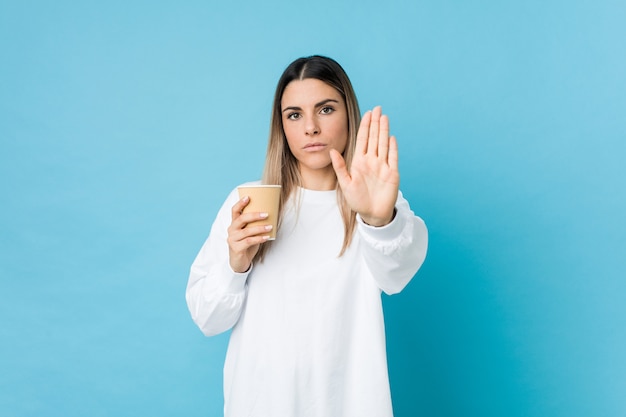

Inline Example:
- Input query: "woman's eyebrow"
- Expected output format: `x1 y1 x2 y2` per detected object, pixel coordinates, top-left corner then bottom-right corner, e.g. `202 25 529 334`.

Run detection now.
282 98 340 113
315 98 339 107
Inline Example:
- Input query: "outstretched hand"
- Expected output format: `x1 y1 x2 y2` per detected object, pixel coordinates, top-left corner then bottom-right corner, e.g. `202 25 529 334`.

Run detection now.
330 106 399 227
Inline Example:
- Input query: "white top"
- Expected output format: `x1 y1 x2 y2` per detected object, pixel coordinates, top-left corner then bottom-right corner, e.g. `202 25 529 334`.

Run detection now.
186 183 428 417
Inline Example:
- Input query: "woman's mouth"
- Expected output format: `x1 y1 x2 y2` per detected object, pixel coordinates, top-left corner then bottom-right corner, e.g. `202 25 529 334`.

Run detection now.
303 142 327 152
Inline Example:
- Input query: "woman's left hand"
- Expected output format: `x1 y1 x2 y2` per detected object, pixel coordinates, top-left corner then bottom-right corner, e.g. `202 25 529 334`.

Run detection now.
330 106 399 227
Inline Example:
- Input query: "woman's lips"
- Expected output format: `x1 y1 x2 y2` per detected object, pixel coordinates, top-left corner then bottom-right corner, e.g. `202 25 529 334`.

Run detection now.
303 143 327 152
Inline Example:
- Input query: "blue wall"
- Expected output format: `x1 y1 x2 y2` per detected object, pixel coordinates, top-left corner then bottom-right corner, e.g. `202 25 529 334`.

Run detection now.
1 1 624 416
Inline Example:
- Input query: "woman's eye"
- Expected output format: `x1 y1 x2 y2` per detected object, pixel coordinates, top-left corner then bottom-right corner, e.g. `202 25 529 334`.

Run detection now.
320 106 334 115
287 112 301 120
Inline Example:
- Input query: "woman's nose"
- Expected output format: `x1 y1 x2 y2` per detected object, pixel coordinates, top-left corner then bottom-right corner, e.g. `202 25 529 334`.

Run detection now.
305 117 320 135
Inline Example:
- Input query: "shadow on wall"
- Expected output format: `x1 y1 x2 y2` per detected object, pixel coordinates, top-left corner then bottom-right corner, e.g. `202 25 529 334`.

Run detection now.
383 186 532 417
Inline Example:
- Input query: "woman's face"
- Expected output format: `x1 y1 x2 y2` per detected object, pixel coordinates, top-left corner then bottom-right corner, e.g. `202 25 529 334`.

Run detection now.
281 78 348 188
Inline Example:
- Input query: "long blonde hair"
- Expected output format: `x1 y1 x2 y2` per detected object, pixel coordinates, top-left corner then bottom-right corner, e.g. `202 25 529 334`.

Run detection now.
256 55 361 261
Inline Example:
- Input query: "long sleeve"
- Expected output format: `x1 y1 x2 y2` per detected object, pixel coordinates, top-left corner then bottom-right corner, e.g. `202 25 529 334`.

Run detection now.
356 190 428 295
185 189 250 336
201 187 424 416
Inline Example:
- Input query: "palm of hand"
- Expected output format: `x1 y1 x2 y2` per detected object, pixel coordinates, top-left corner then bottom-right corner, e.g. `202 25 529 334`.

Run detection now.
331 106 400 227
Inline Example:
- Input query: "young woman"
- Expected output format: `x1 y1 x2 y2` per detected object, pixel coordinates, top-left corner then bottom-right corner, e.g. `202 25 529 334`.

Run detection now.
186 55 428 417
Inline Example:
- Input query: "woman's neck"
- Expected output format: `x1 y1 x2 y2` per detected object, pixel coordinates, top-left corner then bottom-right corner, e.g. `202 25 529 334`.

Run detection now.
299 165 337 191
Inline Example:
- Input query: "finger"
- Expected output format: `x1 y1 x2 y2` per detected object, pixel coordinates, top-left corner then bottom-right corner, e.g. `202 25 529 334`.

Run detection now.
233 236 267 256
388 135 399 169
232 211 269 230
378 114 390 159
231 196 250 220
367 106 382 155
232 223 273 242
329 148 351 191
228 223 272 256
355 110 371 155
242 235 270 246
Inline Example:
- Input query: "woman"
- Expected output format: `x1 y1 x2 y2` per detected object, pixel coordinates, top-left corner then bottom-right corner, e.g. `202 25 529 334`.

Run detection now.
186 55 428 417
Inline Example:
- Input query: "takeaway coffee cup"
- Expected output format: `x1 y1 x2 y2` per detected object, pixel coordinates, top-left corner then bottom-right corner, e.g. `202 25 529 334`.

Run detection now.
237 185 281 240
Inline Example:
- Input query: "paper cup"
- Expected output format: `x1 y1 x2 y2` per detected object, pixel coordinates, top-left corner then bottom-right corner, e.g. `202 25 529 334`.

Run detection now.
237 185 281 240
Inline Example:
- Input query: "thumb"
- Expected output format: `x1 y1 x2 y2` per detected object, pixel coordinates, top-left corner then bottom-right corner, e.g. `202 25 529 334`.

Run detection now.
330 148 351 190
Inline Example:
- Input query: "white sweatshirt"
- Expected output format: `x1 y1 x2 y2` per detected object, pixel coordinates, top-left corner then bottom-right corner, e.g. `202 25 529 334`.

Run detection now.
186 183 428 417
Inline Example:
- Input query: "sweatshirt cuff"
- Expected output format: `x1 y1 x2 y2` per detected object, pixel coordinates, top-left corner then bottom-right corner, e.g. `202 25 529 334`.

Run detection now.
220 261 251 294
356 208 413 255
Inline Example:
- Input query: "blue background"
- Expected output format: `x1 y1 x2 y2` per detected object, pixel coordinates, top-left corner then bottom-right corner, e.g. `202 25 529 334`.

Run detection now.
1 1 625 416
